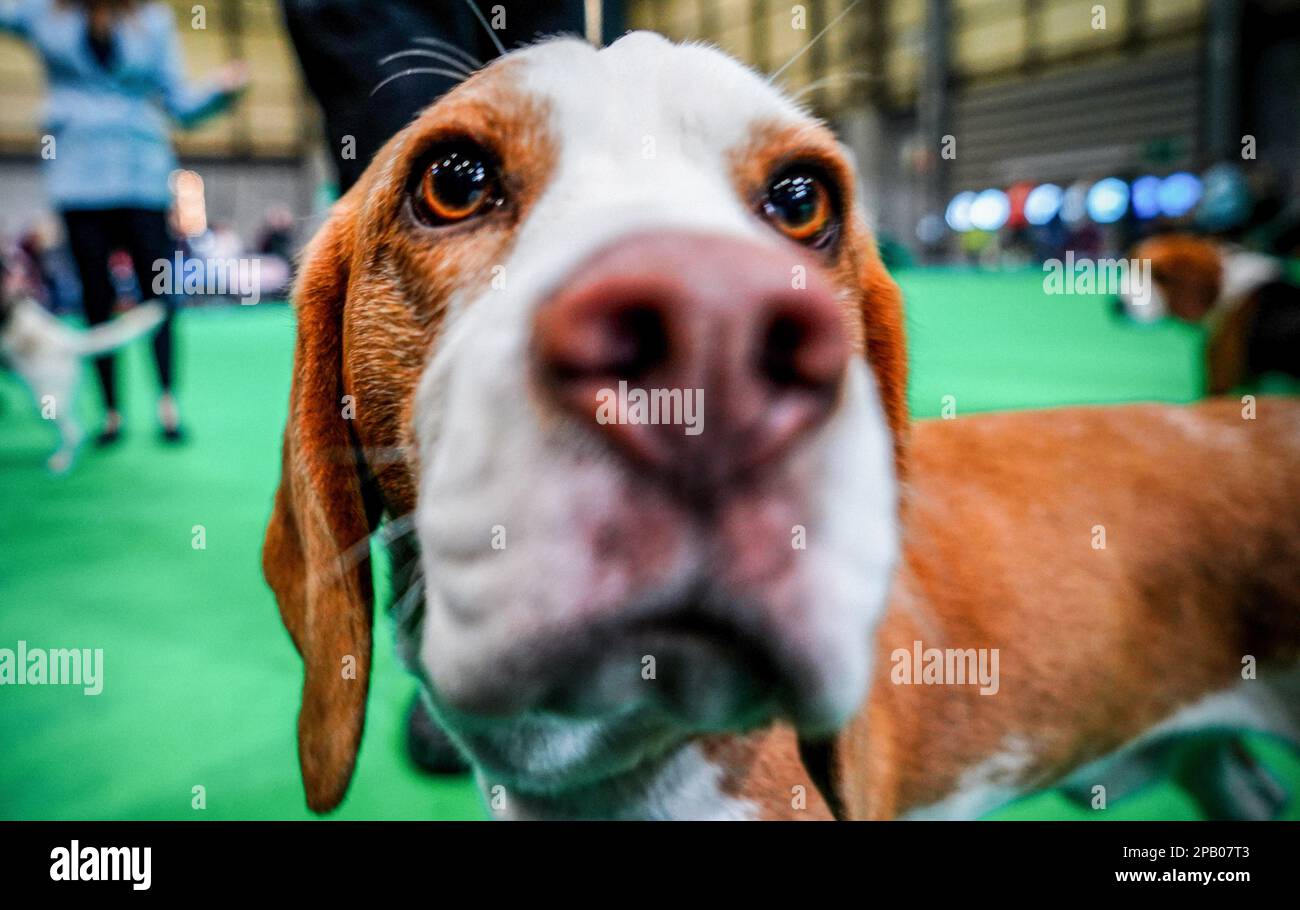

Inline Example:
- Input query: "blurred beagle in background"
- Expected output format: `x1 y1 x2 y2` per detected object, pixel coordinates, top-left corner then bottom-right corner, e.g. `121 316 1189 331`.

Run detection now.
1120 233 1300 394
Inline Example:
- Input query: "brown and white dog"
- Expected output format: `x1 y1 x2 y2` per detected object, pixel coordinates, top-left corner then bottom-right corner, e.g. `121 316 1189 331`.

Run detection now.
264 34 1300 819
1120 233 1300 394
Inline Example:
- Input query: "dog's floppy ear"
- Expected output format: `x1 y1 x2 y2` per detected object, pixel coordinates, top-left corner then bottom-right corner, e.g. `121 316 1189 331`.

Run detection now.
263 199 376 813
856 237 909 467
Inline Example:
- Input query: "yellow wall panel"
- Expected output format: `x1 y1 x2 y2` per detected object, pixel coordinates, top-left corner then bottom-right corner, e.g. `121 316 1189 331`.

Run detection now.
1148 0 1205 31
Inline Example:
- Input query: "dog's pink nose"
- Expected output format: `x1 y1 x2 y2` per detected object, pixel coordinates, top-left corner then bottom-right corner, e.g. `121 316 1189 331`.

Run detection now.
533 231 849 482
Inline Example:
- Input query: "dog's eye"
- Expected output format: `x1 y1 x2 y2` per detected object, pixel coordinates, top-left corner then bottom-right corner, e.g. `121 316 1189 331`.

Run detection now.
417 144 499 224
762 169 835 244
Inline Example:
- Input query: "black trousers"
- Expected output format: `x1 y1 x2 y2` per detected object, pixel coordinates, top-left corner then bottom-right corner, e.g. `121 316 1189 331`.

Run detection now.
62 207 177 411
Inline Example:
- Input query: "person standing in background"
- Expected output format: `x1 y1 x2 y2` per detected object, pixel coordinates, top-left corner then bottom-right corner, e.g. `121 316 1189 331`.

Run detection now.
0 0 246 444
282 0 623 193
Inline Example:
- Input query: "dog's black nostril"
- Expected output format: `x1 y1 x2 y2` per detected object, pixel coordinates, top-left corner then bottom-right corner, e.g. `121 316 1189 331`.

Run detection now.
756 303 847 398
604 303 670 381
759 311 811 388
538 301 669 386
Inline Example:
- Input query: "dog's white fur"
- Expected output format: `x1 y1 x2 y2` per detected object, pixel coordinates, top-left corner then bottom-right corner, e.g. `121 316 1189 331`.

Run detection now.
405 35 898 818
0 295 163 472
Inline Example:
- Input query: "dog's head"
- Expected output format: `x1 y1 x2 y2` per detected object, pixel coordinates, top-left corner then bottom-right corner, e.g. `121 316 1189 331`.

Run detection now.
264 33 907 812
1121 234 1225 323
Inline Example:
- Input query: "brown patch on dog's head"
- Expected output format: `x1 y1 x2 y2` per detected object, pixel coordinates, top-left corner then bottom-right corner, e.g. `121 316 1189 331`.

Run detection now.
1133 234 1224 323
262 62 557 812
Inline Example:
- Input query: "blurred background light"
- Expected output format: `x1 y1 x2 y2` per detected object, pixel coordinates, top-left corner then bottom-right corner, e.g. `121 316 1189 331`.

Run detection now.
916 213 946 245
1061 181 1091 226
970 188 1011 231
1196 163 1252 231
945 191 976 232
1006 181 1033 229
1085 177 1130 224
1130 175 1162 219
169 168 208 238
1157 171 1203 217
1024 183 1064 226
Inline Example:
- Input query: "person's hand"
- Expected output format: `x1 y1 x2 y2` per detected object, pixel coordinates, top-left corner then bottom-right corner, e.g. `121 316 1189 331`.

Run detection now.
215 61 250 95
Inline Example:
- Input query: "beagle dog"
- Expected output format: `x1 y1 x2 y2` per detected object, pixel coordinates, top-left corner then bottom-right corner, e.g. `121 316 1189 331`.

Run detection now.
264 34 1300 820
1120 233 1300 394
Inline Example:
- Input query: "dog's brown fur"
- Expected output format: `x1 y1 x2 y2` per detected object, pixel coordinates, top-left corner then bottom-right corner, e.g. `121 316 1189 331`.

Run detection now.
704 400 1300 819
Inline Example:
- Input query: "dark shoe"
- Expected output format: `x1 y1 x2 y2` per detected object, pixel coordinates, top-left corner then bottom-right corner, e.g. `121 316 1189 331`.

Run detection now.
405 692 470 775
96 411 123 446
157 394 183 443
95 425 122 447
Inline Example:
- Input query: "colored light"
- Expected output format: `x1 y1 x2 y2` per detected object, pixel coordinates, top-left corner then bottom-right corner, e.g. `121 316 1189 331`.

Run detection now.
1006 181 1033 229
1131 176 1161 220
945 191 976 232
1061 181 1091 226
169 168 207 237
1196 163 1252 231
1086 177 1130 224
1024 183 1063 226
916 213 945 244
969 188 1011 231
1158 172 1202 217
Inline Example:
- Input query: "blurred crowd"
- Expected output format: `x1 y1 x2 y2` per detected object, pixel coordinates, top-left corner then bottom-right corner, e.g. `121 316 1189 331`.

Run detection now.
2 205 296 314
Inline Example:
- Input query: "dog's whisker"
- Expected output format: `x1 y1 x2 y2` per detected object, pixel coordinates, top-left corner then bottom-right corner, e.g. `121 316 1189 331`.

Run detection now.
377 513 418 546
768 0 861 85
412 35 484 70
329 513 418 579
320 445 412 466
370 66 473 97
390 569 427 636
378 48 475 79
789 71 878 102
462 0 507 57
358 446 412 466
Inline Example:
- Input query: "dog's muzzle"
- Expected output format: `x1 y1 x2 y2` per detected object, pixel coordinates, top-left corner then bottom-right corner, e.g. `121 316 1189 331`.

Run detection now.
420 229 880 742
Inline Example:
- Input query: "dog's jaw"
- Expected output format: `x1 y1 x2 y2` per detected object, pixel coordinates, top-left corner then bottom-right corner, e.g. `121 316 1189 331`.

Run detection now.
479 741 764 821
399 33 900 816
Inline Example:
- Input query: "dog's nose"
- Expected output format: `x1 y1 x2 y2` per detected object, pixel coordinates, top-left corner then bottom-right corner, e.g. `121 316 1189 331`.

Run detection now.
532 231 849 481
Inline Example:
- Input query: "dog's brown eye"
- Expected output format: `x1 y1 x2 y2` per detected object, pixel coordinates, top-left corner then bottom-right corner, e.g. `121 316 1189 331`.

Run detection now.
418 145 498 224
762 169 834 244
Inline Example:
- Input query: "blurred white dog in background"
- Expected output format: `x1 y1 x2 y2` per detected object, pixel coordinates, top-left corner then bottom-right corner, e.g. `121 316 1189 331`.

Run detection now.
1 261 162 473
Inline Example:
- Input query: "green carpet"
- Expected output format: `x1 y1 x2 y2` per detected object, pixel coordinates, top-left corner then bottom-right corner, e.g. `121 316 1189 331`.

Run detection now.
1 268 1296 820
0 304 482 820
